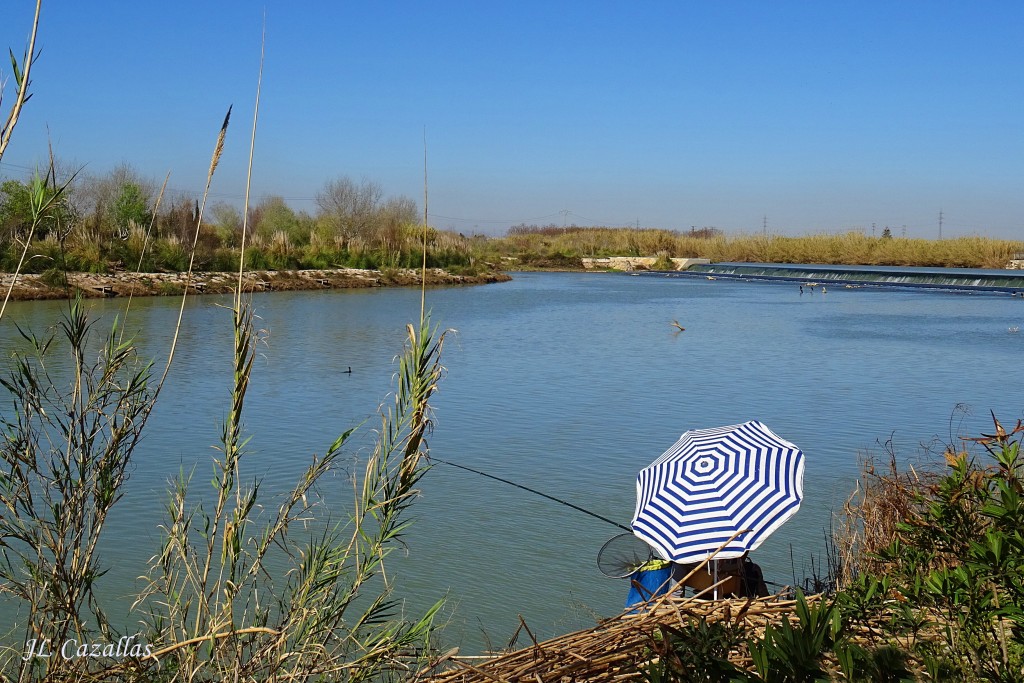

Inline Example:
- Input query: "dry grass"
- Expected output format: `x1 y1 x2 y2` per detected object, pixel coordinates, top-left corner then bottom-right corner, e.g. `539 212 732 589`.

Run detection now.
834 450 934 586
478 227 1024 270
832 434 989 589
421 590 804 682
420 589 950 682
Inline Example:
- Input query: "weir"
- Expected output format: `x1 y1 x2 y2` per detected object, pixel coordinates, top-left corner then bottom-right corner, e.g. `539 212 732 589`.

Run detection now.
647 262 1024 294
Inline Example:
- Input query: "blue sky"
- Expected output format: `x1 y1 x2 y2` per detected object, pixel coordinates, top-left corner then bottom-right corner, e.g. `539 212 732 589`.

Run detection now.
1 1 1021 238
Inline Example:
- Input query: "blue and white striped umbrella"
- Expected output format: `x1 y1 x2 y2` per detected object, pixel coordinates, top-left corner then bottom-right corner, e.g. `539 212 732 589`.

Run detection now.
631 420 804 564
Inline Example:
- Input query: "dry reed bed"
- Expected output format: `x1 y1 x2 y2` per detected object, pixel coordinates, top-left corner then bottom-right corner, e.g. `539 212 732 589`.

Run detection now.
423 588 952 683
482 229 1024 270
424 594 819 683
835 450 942 585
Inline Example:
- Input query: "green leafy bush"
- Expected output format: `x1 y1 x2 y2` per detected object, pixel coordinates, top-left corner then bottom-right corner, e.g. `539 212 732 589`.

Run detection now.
640 619 752 682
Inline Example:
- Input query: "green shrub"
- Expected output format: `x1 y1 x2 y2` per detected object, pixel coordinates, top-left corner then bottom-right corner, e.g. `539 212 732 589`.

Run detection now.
66 239 107 273
749 592 839 682
39 266 67 289
156 280 183 296
153 238 188 272
207 247 239 272
639 619 752 682
651 252 674 271
243 246 269 270
446 263 482 277
840 416 1024 681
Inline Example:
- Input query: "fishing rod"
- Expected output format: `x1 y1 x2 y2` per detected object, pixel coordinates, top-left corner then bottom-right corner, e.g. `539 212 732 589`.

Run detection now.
428 456 631 533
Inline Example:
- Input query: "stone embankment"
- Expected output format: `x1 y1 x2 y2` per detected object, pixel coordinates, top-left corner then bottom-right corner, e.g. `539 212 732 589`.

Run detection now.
0 268 511 301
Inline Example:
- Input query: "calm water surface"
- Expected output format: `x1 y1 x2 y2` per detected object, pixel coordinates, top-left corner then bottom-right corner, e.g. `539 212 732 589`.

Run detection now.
1 272 1022 653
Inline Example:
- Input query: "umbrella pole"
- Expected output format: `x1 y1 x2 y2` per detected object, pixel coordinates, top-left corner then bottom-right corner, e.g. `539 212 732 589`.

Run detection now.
713 560 718 600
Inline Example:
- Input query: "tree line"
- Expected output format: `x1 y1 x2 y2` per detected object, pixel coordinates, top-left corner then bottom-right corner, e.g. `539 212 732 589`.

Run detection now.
0 164 477 273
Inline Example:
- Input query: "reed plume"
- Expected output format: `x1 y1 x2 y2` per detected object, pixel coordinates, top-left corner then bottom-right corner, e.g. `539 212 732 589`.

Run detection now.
208 106 231 181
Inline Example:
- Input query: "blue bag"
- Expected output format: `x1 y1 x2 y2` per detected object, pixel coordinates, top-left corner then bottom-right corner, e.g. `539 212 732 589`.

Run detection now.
625 563 672 608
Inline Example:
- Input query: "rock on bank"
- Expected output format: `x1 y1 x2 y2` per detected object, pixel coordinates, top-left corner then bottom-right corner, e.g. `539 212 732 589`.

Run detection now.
0 268 512 301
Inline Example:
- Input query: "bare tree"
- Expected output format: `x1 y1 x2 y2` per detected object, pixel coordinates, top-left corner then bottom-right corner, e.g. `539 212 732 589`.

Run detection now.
76 163 157 234
315 176 384 243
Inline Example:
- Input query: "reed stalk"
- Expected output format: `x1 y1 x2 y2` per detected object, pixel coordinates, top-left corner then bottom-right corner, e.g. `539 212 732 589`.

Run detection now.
236 18 265 310
158 106 231 391
0 155 77 322
0 0 40 160
1 33 74 314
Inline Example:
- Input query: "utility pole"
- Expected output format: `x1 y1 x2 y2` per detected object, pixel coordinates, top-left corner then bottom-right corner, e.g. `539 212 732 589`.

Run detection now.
560 209 569 228
763 215 768 235
938 209 944 240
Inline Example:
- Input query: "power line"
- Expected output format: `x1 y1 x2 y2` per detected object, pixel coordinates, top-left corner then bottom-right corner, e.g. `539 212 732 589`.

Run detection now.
427 210 637 228
568 211 637 227
427 212 562 225
0 160 51 176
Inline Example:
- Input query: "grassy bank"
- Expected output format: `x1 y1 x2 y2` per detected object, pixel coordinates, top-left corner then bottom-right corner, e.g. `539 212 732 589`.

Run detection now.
472 226 1024 270
0 222 492 276
10 196 1021 277
10 223 1019 278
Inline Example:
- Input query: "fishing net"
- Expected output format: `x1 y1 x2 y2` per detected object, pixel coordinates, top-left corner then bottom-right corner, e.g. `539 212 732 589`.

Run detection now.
596 532 654 578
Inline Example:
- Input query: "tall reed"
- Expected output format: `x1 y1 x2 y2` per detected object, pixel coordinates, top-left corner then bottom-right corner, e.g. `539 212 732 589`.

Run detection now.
0 299 157 681
1 7 448 680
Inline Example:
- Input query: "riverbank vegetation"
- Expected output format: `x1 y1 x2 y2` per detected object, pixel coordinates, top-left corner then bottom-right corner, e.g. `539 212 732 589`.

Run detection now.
0 169 488 276
475 224 1024 270
4 182 1023 282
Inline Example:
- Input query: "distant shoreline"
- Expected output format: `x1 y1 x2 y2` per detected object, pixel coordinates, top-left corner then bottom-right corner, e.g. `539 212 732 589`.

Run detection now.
0 267 512 301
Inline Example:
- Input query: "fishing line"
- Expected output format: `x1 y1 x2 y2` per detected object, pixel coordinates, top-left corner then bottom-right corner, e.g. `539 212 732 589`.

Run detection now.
428 456 631 532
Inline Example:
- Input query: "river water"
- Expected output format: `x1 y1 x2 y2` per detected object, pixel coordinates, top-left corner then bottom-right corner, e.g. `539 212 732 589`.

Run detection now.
1 272 1022 654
